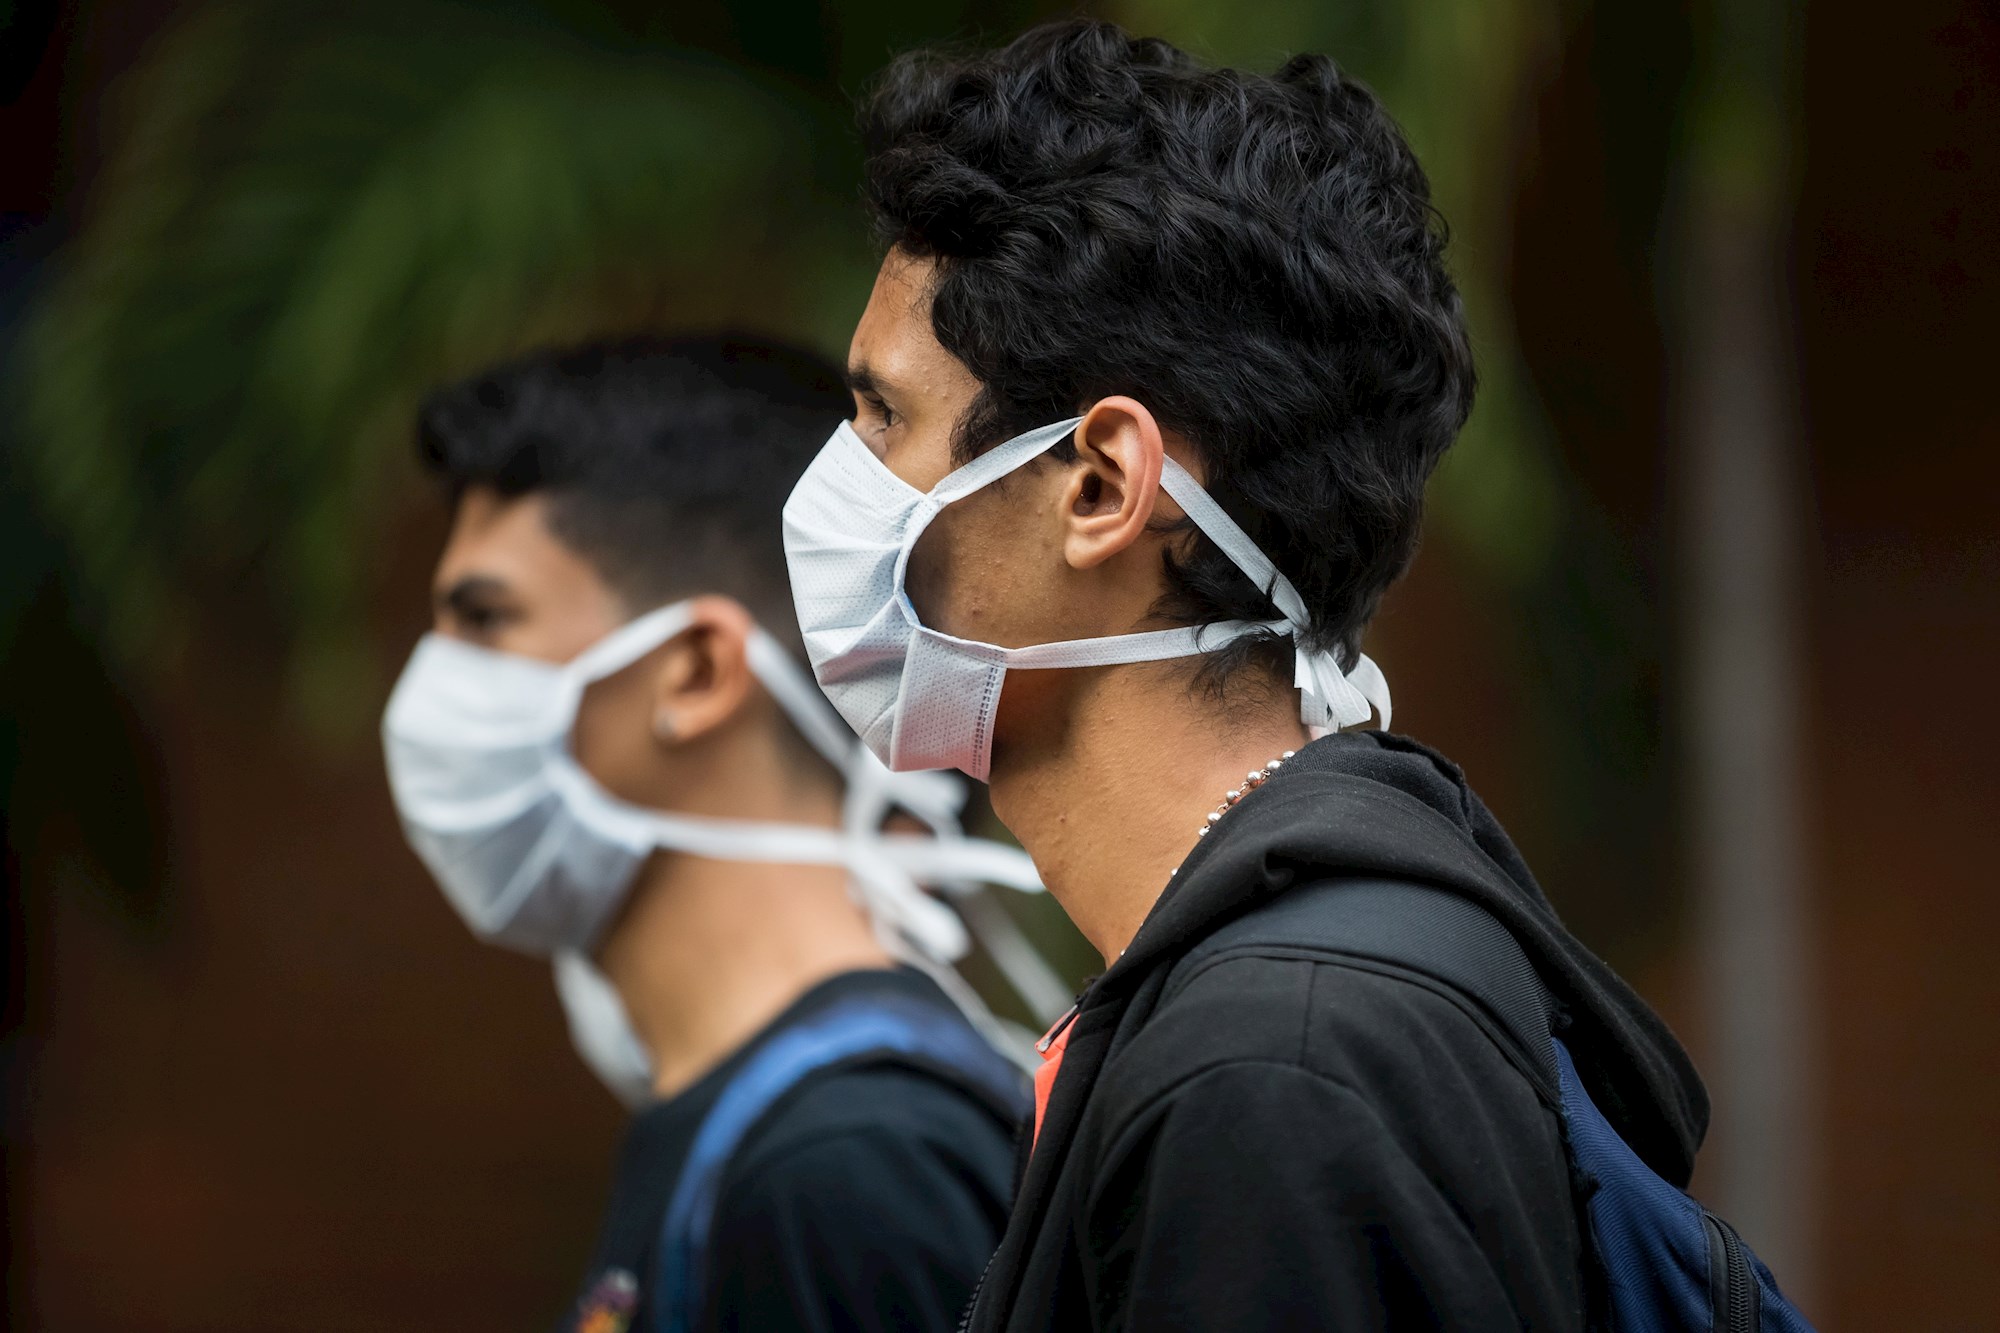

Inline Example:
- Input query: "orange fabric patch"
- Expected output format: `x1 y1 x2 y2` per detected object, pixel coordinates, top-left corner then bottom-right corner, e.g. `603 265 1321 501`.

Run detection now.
1032 1017 1072 1149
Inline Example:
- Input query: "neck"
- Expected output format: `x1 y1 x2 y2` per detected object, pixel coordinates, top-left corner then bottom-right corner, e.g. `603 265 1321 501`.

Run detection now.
596 841 894 1101
989 662 1310 966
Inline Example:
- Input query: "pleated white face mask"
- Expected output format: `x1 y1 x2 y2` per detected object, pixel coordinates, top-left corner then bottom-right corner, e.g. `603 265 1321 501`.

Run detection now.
383 599 1069 1106
783 417 1393 781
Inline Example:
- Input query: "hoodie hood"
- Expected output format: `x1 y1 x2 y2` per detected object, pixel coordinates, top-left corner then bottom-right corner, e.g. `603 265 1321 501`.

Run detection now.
1101 729 1709 1187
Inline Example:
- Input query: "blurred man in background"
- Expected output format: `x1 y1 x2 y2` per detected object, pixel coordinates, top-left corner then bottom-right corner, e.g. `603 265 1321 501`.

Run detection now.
780 20 1775 1332
382 336 1034 1333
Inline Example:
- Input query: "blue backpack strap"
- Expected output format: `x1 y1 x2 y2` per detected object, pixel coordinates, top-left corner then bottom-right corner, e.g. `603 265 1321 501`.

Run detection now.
650 993 1025 1333
1178 878 1815 1333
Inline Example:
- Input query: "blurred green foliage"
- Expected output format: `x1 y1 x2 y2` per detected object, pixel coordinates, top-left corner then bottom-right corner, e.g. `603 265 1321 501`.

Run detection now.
18 1 881 722
20 0 1578 709
19 0 1588 692
13 0 1682 958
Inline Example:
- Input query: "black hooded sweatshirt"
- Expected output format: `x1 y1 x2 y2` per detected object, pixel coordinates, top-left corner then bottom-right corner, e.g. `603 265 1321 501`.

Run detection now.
962 731 1708 1332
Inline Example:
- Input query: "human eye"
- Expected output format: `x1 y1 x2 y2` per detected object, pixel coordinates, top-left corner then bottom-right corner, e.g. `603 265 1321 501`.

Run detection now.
439 582 521 644
850 392 901 460
461 602 511 637
854 390 898 431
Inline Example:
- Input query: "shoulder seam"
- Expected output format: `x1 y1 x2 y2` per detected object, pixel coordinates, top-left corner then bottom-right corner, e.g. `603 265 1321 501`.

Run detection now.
1165 947 1556 1103
1081 1058 1389 1218
720 1119 949 1202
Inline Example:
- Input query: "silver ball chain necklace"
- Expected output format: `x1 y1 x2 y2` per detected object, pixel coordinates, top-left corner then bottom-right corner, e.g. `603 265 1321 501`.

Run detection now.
1197 749 1297 839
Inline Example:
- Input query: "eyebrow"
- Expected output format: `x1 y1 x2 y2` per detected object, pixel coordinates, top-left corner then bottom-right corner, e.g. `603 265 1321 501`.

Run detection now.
844 363 880 398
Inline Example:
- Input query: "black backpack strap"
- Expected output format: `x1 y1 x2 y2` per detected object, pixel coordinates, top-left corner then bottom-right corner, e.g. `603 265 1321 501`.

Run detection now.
1170 878 1559 1093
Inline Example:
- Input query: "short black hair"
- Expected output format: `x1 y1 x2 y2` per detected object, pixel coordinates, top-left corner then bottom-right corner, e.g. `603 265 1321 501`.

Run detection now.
862 20 1474 681
416 335 847 651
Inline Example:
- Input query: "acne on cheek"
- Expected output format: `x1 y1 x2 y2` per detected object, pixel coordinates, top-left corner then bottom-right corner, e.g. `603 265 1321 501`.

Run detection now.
938 495 1048 638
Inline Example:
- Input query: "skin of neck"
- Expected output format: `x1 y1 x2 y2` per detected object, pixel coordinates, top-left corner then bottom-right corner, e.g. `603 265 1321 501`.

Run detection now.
989 659 1311 967
589 692 894 1101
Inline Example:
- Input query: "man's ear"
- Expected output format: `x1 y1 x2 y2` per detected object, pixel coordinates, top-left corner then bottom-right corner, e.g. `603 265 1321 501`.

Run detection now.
1062 396 1167 571
646 596 758 748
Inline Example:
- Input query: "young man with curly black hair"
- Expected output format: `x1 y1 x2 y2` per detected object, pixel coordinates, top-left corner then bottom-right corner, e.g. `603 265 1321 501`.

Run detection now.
781 20 1712 1331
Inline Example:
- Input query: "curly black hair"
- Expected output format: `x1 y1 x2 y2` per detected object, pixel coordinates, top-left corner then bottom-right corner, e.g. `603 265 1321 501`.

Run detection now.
862 20 1474 681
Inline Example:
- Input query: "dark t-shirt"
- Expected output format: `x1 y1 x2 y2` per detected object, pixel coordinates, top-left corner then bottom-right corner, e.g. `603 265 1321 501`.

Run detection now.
561 968 1023 1333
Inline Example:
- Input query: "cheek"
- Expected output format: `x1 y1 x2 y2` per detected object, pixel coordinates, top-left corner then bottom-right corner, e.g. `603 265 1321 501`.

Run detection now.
907 485 1056 644
881 423 959 493
485 613 602 664
569 673 657 804
904 507 962 632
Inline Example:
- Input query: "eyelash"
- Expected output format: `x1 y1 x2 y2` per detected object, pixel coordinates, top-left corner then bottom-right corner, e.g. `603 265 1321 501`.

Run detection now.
863 393 898 429
460 602 515 635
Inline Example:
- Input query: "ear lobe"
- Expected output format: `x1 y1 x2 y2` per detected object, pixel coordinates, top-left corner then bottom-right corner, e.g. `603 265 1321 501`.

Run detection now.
646 597 757 748
1063 397 1166 571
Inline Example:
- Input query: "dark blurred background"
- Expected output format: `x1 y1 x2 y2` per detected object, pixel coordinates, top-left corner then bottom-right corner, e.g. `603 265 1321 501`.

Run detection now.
3 1 1995 1329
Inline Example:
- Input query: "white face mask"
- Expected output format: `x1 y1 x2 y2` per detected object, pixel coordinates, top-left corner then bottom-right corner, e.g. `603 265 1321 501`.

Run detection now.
783 417 1392 780
384 599 1067 1105
552 948 657 1108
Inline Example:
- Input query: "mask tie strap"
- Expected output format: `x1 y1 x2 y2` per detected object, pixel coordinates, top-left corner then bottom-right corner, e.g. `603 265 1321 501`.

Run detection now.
1157 457 1392 731
842 835 972 961
1343 650 1393 733
843 744 1070 1024
927 417 1087 507
745 627 870 772
565 605 1070 1028
562 606 937 770
564 603 701 687
836 749 976 963
750 625 977 833
972 618 1287 670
